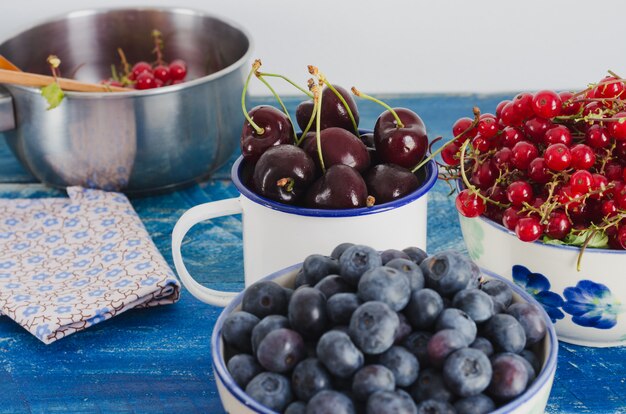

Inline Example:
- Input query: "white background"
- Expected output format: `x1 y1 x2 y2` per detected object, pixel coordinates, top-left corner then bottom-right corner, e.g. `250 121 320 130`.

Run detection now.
1 0 626 96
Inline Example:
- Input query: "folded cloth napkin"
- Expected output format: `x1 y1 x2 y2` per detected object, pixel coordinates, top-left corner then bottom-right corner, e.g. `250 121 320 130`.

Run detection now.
0 187 180 344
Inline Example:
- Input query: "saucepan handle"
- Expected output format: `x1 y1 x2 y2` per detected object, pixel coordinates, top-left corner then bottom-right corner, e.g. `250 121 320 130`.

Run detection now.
0 86 15 132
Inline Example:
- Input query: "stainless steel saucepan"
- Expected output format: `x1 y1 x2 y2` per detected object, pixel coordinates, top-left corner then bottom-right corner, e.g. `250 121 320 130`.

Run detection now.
0 8 252 194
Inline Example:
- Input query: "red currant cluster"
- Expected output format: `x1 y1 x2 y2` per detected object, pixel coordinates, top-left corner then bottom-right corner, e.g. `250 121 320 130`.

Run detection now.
102 30 187 90
441 73 626 249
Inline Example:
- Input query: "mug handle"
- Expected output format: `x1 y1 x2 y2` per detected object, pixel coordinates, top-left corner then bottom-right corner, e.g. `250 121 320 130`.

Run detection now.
172 197 242 307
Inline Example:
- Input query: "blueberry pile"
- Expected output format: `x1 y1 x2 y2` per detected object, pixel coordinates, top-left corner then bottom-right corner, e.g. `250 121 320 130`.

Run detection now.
221 244 548 414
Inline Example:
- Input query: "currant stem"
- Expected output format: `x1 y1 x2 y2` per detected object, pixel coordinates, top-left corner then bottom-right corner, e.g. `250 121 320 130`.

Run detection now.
351 87 404 128
255 73 298 141
152 29 165 66
411 107 481 174
241 62 264 135
257 72 314 98
322 79 359 136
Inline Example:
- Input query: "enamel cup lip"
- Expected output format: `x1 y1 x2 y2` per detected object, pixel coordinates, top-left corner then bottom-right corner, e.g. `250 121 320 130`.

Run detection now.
231 149 439 218
210 264 559 414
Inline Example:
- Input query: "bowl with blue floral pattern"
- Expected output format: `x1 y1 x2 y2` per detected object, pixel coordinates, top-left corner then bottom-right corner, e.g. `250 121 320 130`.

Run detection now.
459 214 626 347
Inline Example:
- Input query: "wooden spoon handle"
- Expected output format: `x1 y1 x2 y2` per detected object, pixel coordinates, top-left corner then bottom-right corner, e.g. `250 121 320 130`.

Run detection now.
0 55 22 72
0 68 132 92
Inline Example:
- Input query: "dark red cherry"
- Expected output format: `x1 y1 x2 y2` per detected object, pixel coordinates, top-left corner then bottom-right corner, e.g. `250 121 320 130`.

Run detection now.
241 105 295 163
303 127 370 173
360 132 379 165
295 100 314 131
320 85 360 133
373 108 428 169
305 165 368 209
252 145 316 205
364 164 420 204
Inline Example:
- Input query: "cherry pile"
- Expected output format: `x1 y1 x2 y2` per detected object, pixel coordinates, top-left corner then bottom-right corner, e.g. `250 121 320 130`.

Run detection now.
239 60 431 209
441 73 626 249
102 30 187 90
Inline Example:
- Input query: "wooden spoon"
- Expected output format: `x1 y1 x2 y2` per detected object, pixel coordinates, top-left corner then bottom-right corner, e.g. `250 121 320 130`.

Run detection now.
0 55 22 72
0 68 132 92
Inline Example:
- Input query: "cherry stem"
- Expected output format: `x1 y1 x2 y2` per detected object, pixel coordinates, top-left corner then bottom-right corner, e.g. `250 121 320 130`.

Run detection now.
257 72 313 98
351 87 404 128
241 61 264 135
255 72 298 141
321 78 359 136
314 85 326 173
298 95 318 146
411 107 481 174
47 55 61 81
152 29 165 66
277 177 295 193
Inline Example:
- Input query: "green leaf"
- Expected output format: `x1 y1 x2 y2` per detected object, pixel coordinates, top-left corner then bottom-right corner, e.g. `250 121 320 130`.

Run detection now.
40 82 64 110
543 229 609 248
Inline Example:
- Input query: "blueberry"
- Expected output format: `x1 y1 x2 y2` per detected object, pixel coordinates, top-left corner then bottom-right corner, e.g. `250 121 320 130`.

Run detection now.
331 242 355 260
366 390 417 414
427 329 468 367
506 302 547 346
483 314 526 354
285 401 307 414
480 279 512 313
436 308 477 344
468 262 482 289
386 258 425 291
420 251 473 297
245 372 293 412
402 246 428 265
469 337 494 357
352 364 396 401
242 280 289 318
306 390 355 414
410 368 454 403
519 349 542 376
251 314 290 354
378 346 420 387
358 266 411 311
349 301 399 355
415 399 456 414
381 248 410 264
327 293 361 325
339 245 382 285
227 354 262 389
315 274 353 298
453 394 495 414
443 348 492 397
291 358 332 402
316 330 364 378
405 288 444 330
256 328 306 373
295 268 308 289
394 312 413 344
487 352 529 401
302 254 340 285
289 287 329 339
221 311 259 353
452 289 494 323
497 352 537 386
402 331 433 368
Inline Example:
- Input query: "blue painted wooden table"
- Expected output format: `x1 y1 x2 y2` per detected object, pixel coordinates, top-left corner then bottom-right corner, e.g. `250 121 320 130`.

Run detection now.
0 95 624 413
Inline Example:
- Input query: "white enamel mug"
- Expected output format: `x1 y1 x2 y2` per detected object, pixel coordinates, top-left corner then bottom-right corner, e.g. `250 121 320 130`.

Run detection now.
172 156 438 307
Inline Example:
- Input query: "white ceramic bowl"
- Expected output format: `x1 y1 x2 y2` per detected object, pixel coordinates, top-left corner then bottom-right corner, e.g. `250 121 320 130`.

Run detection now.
210 263 558 414
459 213 626 347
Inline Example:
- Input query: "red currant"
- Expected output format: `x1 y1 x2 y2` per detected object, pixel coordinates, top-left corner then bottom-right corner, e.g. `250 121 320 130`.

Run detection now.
471 162 498 190
471 134 491 152
506 180 534 206
477 114 499 139
511 141 539 170
590 173 608 200
583 101 603 118
616 225 626 249
452 117 478 145
570 170 593 194
594 76 624 99
532 90 562 119
608 112 626 140
585 125 610 148
502 206 522 231
546 210 571 239
153 65 171 83
605 162 624 181
135 71 158 90
496 100 510 118
523 117 552 143
559 91 582 116
499 102 522 127
601 200 618 218
515 216 543 242
512 92 535 120
169 59 187 81
493 147 513 170
558 186 583 210
570 144 595 170
501 127 523 148
544 125 572 146
441 142 461 166
528 157 551 183
456 189 486 218
131 61 152 80
544 143 572 171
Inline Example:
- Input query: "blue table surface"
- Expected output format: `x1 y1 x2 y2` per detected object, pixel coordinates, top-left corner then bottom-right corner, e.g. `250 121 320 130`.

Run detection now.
0 94 624 414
